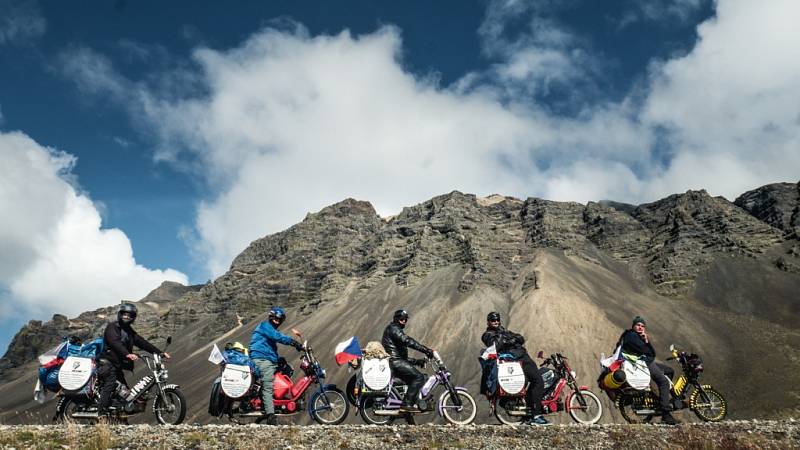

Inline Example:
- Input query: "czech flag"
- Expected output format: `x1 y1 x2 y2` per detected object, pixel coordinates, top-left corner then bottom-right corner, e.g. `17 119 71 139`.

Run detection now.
480 344 497 360
334 336 363 366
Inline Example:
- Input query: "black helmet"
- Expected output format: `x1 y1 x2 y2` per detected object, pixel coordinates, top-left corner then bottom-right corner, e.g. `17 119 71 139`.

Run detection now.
487 311 501 322
118 303 138 325
269 306 287 327
393 309 409 327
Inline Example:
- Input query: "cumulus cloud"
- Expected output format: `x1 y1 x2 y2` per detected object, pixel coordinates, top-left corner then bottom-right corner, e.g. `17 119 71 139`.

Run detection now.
58 0 800 277
0 131 188 319
617 0 709 28
0 0 46 45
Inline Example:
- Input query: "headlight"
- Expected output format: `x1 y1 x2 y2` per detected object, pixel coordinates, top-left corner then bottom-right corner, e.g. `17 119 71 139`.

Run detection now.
570 370 577 378
320 368 327 378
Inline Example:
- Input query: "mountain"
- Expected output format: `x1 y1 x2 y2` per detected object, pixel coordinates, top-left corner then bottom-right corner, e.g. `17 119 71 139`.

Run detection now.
1 181 798 424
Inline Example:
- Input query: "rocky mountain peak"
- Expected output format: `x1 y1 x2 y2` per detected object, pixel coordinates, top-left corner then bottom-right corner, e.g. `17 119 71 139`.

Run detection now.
734 181 800 237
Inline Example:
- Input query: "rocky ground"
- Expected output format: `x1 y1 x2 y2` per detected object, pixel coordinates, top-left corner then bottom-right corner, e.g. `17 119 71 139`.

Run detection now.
0 421 798 450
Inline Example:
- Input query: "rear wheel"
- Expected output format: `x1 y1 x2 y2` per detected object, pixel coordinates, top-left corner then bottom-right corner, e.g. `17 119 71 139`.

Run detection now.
616 393 653 424
690 386 727 422
567 390 603 424
310 388 349 425
358 395 395 425
153 388 187 425
55 398 95 424
440 390 477 425
494 397 527 426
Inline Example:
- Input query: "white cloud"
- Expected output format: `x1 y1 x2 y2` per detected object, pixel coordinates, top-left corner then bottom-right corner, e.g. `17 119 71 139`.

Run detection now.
58 0 800 278
0 131 188 319
0 0 46 45
617 0 708 28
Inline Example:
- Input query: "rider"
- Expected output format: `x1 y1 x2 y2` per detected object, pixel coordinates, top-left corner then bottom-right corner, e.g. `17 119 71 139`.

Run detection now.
481 311 550 426
619 315 678 425
249 306 304 425
381 309 434 413
97 303 169 418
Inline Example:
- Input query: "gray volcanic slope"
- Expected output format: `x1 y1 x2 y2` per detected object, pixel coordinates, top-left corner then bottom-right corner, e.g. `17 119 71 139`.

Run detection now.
1 182 799 424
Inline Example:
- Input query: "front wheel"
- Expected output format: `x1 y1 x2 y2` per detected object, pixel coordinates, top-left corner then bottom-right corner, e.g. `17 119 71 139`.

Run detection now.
690 386 727 422
310 388 349 425
439 389 477 425
153 387 187 425
567 390 603 424
358 395 395 425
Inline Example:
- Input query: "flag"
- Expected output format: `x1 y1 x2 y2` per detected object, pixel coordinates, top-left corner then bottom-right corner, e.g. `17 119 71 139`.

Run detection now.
208 344 224 365
334 336 362 366
480 344 497 360
38 342 66 366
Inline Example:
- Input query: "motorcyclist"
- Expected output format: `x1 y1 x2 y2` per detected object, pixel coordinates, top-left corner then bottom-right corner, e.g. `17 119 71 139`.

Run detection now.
619 316 678 425
381 309 434 413
97 303 168 418
481 311 550 426
249 306 304 425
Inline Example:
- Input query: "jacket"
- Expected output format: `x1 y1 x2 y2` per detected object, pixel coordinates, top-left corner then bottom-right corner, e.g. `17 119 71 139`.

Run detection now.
619 329 656 362
481 326 527 359
249 321 300 363
101 321 162 372
381 322 432 360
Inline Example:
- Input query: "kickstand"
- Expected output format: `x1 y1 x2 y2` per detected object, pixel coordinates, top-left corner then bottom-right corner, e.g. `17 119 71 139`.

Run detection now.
404 414 416 425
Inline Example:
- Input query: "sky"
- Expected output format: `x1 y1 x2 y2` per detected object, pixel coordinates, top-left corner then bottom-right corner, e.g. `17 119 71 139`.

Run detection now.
1 0 799 355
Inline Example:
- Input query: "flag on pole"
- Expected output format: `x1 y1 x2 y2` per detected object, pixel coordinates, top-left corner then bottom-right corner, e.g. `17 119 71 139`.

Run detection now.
208 343 224 365
38 342 66 366
334 336 362 366
480 344 497 360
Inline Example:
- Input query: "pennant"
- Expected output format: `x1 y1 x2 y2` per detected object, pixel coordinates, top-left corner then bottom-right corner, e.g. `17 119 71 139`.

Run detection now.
334 336 362 366
480 344 497 360
208 343 225 365
38 342 66 366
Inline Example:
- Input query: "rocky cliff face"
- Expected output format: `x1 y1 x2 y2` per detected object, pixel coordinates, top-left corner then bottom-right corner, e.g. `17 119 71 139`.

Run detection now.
1 181 798 423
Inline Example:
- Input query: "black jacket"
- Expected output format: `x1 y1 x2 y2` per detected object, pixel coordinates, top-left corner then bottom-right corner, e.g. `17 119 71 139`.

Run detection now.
101 321 162 371
619 329 656 361
481 326 527 359
381 322 432 360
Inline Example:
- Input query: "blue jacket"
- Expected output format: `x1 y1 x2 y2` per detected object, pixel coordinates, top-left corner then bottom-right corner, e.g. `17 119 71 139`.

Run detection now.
249 321 297 362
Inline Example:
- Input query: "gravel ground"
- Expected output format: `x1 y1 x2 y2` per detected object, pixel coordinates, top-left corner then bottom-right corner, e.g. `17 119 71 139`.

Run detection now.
0 420 798 449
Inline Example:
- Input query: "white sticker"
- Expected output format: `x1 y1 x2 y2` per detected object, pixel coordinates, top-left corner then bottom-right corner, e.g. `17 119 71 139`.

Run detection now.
58 357 94 391
220 364 253 399
497 361 526 395
362 358 392 391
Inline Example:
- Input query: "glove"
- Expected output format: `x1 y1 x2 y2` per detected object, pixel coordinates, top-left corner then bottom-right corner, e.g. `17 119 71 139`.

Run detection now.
424 348 434 359
292 340 304 351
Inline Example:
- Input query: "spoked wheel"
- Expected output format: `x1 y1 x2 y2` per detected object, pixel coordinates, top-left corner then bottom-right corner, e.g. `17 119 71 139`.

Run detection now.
616 394 653 424
56 398 96 424
690 386 727 422
440 390 477 425
358 395 395 425
310 388 349 425
494 397 527 426
154 388 187 425
567 390 603 424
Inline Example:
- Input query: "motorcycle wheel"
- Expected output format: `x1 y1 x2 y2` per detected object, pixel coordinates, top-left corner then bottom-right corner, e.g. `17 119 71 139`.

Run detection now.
567 390 603 424
153 387 187 425
310 388 349 425
358 395 395 425
615 394 653 424
494 397 527 426
690 386 727 422
439 390 477 425
55 398 95 424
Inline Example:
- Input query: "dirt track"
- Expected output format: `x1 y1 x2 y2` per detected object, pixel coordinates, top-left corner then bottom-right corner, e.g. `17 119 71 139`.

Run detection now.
1 420 798 449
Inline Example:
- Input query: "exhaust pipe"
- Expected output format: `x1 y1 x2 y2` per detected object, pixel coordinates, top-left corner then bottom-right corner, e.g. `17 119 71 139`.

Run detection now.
635 409 656 415
373 410 401 416
71 412 99 419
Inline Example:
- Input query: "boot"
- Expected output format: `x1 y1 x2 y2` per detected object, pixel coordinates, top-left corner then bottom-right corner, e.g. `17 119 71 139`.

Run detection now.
399 403 421 413
262 413 277 425
661 412 679 425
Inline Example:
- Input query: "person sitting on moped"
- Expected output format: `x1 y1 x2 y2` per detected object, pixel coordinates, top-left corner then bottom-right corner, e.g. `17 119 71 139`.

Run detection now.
619 316 678 425
381 309 435 413
481 311 550 426
97 303 169 419
249 306 304 425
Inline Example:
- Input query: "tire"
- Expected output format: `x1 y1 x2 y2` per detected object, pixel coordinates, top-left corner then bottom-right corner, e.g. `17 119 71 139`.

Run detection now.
439 390 477 425
358 395 395 425
567 390 603 424
494 397 527 426
153 387 187 425
690 386 727 422
310 388 350 425
615 393 653 424
55 398 95 424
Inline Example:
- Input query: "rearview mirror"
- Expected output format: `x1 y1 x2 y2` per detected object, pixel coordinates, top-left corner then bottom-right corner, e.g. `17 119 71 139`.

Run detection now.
537 350 544 359
291 328 303 338
166 336 173 346
669 344 675 352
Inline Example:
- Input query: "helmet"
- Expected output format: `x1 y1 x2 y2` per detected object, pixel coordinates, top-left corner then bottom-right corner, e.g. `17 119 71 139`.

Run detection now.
393 309 409 322
118 303 138 325
487 311 501 322
226 341 249 356
269 306 287 326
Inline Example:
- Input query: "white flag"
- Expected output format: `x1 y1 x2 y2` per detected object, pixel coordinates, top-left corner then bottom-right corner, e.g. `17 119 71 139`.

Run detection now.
208 344 224 365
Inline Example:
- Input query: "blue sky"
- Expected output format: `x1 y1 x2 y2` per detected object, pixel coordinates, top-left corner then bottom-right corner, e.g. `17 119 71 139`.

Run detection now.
1 0 799 356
